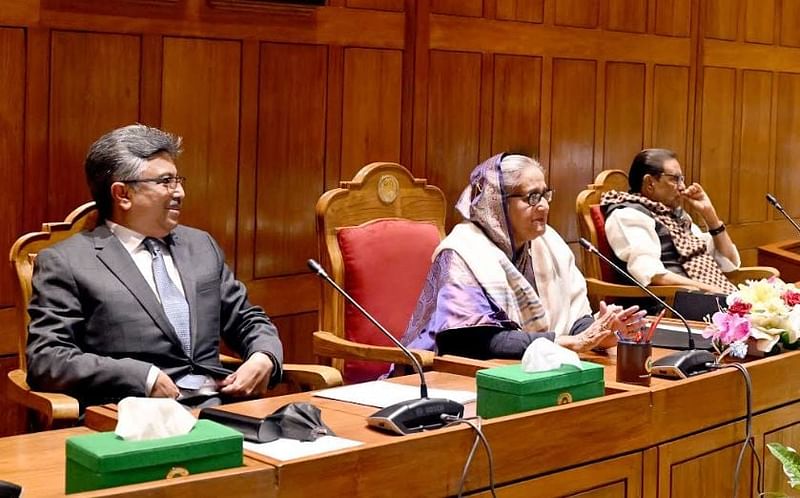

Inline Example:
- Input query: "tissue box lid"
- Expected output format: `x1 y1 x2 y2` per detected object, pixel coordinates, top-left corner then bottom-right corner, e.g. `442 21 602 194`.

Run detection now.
66 419 242 473
476 361 604 395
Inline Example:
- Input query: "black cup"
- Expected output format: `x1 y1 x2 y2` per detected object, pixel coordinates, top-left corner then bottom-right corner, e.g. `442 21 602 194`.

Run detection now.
616 341 653 386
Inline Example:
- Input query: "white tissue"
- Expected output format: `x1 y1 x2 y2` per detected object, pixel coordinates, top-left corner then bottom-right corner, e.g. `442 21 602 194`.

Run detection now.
115 397 197 441
521 338 584 372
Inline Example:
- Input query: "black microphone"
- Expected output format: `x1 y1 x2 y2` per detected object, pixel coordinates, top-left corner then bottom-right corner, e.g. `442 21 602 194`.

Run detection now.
578 238 714 379
307 259 463 435
767 193 800 235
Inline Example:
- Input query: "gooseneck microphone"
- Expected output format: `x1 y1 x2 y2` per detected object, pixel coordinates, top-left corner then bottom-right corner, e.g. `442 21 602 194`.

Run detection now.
578 238 714 379
307 259 463 434
766 194 800 235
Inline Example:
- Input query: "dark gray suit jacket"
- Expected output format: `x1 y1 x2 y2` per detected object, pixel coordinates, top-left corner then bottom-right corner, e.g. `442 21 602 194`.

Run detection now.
26 224 283 406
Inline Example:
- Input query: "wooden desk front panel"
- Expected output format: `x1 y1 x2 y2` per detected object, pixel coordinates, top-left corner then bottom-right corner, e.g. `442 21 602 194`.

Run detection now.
758 239 800 283
657 420 751 498
755 401 800 497
468 452 644 498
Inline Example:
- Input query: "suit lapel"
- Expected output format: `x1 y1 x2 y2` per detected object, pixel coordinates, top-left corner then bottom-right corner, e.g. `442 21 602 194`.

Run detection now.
91 225 182 349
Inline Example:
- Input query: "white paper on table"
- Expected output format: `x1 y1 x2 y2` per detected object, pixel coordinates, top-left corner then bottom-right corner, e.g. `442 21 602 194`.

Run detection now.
312 380 476 408
244 436 363 461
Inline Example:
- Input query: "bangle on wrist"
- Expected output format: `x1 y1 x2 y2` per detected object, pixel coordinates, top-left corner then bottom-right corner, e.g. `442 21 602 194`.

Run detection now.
709 222 726 236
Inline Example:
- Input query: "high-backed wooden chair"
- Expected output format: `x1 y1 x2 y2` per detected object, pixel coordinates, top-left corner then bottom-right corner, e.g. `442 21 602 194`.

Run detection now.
313 163 444 383
8 202 341 430
576 169 779 308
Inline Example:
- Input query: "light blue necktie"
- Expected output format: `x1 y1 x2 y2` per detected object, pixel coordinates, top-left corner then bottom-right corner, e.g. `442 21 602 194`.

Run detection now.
143 237 191 357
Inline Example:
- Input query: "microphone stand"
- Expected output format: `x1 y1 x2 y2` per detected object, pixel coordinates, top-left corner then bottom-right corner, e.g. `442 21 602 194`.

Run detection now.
578 238 715 378
766 193 800 234
307 259 463 435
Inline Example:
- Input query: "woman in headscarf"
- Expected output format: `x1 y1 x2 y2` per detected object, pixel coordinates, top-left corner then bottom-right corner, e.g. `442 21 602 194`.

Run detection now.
401 153 646 359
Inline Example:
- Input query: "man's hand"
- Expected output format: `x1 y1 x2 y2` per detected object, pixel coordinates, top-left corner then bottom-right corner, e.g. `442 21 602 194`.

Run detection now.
150 371 180 399
219 352 274 398
682 183 717 220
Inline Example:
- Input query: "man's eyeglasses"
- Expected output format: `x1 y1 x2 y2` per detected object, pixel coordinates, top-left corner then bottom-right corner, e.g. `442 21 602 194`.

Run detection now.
507 188 554 206
660 173 685 184
120 176 187 190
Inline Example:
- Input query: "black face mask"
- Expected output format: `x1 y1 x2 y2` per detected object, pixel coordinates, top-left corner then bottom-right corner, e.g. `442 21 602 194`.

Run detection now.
266 402 335 442
0 480 22 498
199 402 335 443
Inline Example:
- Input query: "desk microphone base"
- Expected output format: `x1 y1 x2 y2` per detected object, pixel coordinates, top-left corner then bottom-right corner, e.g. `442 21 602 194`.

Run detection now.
367 398 464 435
652 350 716 379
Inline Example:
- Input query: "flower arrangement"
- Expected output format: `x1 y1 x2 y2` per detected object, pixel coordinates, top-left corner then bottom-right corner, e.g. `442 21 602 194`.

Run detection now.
702 278 800 360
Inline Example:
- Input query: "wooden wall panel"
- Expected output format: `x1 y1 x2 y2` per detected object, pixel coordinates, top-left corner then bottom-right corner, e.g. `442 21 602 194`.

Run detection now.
549 59 596 240
491 54 542 158
654 0 692 37
426 50 482 226
781 0 800 48
775 73 800 217
495 0 543 23
0 29 25 311
651 65 690 161
255 43 327 278
161 37 241 262
698 67 736 222
554 0 599 29
606 0 647 33
340 48 403 180
744 0 775 44
735 70 771 223
703 0 740 41
603 62 645 170
345 0 404 11
430 0 482 17
48 31 141 220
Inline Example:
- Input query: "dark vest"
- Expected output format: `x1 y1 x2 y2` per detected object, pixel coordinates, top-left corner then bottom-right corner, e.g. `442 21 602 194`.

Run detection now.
602 202 688 278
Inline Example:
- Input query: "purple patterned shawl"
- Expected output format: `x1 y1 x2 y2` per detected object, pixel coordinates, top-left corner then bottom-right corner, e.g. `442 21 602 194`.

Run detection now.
401 154 591 351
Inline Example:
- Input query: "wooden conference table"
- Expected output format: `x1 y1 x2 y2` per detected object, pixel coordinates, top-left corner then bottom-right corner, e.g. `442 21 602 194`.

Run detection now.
4 347 800 497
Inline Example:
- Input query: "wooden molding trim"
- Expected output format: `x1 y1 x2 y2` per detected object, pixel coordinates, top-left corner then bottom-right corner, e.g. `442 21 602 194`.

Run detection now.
430 14 692 65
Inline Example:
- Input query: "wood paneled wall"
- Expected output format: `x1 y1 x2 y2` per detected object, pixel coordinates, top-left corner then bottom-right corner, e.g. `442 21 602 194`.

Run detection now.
1 0 800 432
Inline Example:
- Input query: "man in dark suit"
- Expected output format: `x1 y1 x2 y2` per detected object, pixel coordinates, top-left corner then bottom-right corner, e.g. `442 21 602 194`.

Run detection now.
26 124 283 408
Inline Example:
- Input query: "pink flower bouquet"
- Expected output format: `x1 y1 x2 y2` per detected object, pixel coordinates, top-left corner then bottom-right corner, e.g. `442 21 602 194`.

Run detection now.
703 277 800 359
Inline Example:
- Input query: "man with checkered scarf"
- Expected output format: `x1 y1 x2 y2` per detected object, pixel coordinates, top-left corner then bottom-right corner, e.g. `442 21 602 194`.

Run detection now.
601 148 739 295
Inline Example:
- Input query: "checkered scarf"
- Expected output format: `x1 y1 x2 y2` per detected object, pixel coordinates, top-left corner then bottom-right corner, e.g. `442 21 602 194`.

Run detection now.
601 191 736 293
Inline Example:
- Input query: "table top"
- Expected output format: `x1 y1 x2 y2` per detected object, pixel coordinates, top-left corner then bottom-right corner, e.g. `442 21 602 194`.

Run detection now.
0 426 275 497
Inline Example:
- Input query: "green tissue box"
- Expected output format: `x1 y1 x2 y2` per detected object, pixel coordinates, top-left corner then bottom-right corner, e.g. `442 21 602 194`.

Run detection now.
476 361 605 419
66 419 243 494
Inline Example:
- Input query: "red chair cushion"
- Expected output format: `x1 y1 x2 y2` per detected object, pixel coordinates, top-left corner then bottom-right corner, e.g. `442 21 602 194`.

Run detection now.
336 219 441 383
589 205 621 283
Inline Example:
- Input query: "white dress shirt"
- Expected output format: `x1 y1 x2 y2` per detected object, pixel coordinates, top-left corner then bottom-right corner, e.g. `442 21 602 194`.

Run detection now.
106 221 188 395
604 207 741 286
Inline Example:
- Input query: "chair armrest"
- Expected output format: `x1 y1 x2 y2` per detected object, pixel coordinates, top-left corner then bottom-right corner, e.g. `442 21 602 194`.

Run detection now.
585 278 694 302
6 369 80 427
220 353 243 369
433 355 507 377
726 266 780 284
313 330 435 368
220 354 341 391
282 363 343 391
